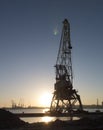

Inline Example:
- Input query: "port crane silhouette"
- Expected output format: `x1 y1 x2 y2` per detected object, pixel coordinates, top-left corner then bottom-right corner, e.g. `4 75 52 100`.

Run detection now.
50 19 83 113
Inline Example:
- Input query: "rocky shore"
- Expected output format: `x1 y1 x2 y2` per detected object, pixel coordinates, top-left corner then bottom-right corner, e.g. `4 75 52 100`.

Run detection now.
0 109 103 130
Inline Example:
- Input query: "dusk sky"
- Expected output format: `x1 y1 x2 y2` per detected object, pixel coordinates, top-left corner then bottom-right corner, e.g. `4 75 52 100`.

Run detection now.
0 0 103 107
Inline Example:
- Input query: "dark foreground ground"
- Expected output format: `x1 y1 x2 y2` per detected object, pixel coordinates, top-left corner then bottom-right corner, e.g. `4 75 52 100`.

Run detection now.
0 109 103 130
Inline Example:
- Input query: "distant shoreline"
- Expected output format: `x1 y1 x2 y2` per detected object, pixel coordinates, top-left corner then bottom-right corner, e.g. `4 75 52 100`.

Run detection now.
1 105 103 110
1 106 49 110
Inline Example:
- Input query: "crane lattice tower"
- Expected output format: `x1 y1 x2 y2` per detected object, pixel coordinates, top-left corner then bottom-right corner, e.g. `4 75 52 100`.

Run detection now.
50 19 83 113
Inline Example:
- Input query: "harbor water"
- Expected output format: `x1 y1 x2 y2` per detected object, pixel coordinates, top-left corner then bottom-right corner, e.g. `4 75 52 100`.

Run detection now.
7 108 103 123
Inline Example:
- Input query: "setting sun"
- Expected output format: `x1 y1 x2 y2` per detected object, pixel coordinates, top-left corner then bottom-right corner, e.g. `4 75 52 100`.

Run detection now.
39 92 52 107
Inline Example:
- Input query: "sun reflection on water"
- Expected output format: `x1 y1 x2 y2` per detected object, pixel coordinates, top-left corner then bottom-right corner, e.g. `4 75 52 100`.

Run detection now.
42 116 55 123
43 108 49 113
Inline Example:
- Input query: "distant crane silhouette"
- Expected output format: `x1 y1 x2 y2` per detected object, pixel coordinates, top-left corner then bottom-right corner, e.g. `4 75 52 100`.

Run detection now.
50 19 83 113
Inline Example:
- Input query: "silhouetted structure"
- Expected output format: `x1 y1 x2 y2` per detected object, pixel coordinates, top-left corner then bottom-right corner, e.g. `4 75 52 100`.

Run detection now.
50 19 83 113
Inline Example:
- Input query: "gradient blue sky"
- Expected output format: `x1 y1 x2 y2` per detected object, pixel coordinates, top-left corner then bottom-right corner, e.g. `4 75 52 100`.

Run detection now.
0 0 103 107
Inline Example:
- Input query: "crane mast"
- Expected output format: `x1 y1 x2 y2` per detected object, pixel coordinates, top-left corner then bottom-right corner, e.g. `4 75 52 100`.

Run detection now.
50 19 83 113
56 19 73 86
